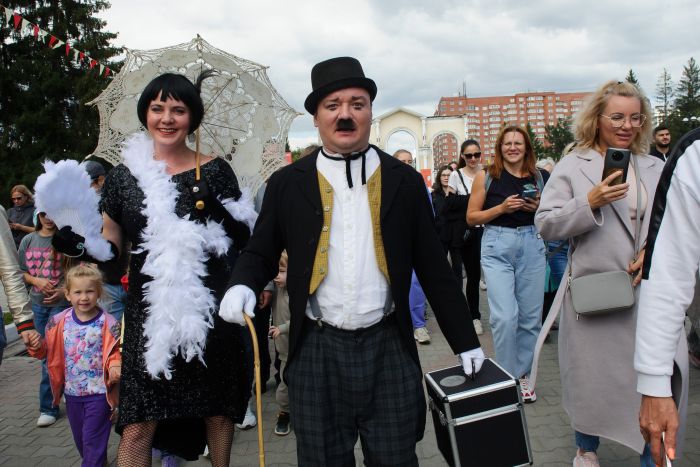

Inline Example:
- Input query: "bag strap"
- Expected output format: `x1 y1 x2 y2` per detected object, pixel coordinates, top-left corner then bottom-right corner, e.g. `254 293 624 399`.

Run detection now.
631 155 642 260
568 155 643 282
545 240 568 260
455 169 469 195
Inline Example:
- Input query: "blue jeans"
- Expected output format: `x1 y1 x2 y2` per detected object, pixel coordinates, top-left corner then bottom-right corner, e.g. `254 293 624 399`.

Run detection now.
575 431 654 466
409 271 427 329
99 283 127 322
481 225 545 378
33 303 64 416
546 240 569 291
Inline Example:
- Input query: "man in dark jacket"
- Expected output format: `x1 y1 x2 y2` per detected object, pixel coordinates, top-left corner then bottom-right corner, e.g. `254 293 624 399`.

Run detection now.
219 56 484 466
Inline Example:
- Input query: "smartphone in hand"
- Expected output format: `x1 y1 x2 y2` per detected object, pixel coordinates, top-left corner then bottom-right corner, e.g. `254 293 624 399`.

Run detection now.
602 148 631 185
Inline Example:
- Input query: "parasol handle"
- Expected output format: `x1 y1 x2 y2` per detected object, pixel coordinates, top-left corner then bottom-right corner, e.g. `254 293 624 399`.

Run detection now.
195 128 205 210
243 313 266 467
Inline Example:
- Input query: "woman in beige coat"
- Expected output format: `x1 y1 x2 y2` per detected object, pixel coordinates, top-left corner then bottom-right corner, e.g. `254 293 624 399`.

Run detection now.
533 80 688 467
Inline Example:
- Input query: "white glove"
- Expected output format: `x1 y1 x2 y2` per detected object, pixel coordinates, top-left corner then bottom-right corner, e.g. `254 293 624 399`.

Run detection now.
219 285 257 325
459 347 486 378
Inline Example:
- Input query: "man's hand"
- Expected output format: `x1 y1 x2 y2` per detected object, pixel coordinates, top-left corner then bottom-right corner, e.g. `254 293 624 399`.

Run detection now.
459 347 486 378
219 285 257 325
259 290 273 309
639 395 678 466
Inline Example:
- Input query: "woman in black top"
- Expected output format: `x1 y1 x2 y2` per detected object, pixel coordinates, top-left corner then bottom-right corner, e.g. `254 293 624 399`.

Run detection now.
100 73 252 466
431 165 452 250
467 125 547 403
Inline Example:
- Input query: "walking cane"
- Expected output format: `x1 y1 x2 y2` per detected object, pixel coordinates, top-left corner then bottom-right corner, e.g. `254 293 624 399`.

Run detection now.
243 314 266 467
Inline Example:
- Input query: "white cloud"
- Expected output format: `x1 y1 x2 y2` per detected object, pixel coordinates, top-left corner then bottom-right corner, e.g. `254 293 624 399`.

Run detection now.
98 0 700 141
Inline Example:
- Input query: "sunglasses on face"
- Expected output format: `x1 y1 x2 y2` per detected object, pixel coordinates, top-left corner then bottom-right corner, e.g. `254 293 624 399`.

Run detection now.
462 152 481 159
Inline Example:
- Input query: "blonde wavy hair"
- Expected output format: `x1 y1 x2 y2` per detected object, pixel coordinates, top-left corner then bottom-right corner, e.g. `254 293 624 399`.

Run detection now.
573 80 652 155
65 263 104 298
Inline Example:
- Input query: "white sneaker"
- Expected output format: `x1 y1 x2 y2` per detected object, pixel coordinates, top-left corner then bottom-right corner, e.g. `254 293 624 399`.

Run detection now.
573 449 600 467
479 280 487 290
235 406 257 430
36 413 57 427
413 327 431 344
519 376 537 403
472 319 484 335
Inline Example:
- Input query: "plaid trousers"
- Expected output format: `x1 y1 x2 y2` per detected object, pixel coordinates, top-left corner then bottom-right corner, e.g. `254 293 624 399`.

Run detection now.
286 316 425 466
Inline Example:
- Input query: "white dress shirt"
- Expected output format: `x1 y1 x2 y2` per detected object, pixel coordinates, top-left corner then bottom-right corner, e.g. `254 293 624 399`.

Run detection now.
305 147 391 329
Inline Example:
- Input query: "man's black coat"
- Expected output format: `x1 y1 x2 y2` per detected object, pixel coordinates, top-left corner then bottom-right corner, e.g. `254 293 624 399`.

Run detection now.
229 147 480 366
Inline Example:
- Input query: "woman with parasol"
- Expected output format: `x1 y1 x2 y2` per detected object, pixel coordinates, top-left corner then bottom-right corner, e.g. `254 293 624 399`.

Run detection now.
55 71 257 466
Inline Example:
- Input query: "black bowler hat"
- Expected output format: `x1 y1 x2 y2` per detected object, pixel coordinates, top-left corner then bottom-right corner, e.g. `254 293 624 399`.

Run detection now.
304 57 377 114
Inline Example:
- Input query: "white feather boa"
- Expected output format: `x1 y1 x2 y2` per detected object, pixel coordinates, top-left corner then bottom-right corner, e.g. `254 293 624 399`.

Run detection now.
121 133 256 380
34 159 114 261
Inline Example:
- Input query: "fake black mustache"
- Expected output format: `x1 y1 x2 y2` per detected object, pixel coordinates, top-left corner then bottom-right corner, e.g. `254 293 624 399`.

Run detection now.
336 119 356 131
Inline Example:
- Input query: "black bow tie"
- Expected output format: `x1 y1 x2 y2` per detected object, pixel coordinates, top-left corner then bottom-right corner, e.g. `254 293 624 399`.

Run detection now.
320 147 370 189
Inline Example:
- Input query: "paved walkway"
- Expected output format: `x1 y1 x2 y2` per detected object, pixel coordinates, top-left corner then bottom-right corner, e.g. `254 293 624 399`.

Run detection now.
1 291 699 466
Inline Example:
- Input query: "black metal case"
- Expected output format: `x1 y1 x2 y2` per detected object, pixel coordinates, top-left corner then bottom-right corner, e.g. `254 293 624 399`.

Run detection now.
424 359 532 467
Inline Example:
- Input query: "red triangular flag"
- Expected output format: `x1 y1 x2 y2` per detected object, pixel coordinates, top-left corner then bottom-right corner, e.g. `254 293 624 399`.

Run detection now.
89 59 97 69
48 35 58 48
104 67 111 77
33 25 39 38
65 43 71 56
79 51 85 61
13 12 20 29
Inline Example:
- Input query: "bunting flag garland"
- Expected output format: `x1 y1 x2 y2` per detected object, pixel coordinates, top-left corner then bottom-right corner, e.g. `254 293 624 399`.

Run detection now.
1 3 116 78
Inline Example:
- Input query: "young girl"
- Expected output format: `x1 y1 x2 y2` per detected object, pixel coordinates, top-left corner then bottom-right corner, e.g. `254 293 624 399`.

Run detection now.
31 264 121 467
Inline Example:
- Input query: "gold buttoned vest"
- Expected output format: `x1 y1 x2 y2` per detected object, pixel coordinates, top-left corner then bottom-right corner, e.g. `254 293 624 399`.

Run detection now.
309 168 389 295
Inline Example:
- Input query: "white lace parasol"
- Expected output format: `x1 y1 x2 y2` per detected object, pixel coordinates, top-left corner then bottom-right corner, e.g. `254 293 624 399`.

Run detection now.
88 35 300 194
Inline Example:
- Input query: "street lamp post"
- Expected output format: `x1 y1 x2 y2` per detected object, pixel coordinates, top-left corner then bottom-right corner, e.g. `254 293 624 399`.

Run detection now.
682 116 699 127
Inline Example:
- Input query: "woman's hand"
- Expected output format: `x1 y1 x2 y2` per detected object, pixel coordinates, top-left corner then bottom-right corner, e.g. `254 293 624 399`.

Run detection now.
588 171 629 210
520 196 540 213
501 195 526 214
628 249 645 287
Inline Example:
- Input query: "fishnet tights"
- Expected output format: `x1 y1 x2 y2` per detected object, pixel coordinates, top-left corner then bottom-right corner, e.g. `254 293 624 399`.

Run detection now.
205 415 235 467
117 421 157 467
117 417 234 467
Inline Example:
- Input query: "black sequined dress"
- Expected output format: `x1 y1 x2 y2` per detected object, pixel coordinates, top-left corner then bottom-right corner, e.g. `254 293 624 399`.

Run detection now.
101 158 249 459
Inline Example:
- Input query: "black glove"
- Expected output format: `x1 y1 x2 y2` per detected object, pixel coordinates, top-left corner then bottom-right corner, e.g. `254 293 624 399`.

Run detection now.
52 226 87 258
52 226 119 265
190 180 250 249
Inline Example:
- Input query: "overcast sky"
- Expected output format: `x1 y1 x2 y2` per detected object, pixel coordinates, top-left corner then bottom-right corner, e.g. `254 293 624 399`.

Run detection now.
98 0 699 149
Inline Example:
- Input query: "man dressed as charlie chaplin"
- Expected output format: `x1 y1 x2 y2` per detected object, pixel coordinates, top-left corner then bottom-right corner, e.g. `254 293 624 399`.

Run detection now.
220 57 484 466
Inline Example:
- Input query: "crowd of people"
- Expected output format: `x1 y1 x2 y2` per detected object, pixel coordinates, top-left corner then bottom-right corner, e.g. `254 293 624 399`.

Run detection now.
0 56 696 467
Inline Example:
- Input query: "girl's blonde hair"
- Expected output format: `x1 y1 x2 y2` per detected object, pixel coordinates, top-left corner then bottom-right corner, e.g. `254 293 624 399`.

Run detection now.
573 80 652 155
65 263 104 297
279 250 288 269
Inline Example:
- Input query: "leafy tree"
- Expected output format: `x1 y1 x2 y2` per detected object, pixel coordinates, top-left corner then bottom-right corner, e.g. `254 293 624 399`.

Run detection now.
525 122 545 159
543 118 574 161
0 1 121 207
655 68 674 124
664 57 700 139
674 57 700 115
625 69 640 86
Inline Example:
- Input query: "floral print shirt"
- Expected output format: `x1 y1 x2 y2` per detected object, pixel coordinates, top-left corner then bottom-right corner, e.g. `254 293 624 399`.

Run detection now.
63 309 106 396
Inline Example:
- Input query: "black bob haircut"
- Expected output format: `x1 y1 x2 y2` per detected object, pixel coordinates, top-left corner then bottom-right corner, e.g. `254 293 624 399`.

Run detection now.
136 71 215 134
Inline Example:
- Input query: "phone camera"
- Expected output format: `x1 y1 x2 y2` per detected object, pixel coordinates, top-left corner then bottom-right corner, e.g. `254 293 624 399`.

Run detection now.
612 151 624 161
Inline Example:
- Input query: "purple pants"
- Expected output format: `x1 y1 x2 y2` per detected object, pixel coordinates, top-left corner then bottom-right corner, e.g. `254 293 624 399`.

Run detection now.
65 394 112 467
409 271 427 329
